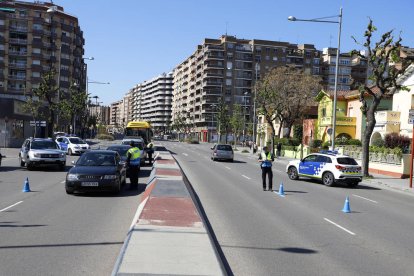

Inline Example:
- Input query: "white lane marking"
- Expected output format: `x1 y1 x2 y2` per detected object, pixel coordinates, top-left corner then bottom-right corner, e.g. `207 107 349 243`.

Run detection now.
324 218 355 236
60 180 66 184
242 175 251 180
0 201 23 212
352 194 378 203
225 166 231 170
182 153 188 156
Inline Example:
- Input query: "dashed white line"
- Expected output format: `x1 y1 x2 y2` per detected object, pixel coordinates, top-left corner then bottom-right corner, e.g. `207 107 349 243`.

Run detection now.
353 194 378 203
182 153 188 156
242 175 251 180
60 180 66 184
324 218 355 235
225 166 231 170
0 201 23 212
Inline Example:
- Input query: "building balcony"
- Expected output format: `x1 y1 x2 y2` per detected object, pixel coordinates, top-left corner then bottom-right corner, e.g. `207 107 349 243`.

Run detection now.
8 75 26 80
9 26 28 33
320 116 357 127
9 63 27 69
9 38 27 45
8 50 27 56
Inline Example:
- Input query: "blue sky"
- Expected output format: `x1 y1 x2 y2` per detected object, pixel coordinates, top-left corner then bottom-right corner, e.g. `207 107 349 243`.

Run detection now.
54 0 414 106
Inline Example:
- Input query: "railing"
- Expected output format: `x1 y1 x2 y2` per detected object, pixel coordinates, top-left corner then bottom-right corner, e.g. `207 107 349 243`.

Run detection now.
9 63 26 69
9 38 27 44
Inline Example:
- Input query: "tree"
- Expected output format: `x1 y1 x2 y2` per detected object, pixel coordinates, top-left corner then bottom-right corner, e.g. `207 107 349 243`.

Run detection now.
256 66 321 153
215 99 230 143
230 104 244 148
171 112 188 140
31 71 59 137
351 19 410 176
23 94 46 138
59 85 88 136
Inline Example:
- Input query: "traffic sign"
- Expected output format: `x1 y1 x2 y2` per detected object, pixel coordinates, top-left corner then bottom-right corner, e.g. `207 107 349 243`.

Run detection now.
409 109 414 124
327 128 333 135
30 121 46 127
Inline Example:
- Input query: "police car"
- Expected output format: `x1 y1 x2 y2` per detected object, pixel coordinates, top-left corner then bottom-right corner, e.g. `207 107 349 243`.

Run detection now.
55 136 90 155
286 151 362 187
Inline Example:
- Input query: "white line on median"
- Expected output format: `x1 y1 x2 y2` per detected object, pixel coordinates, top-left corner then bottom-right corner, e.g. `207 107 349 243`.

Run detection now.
242 175 251 180
324 218 356 235
182 153 188 156
0 201 23 212
353 194 378 203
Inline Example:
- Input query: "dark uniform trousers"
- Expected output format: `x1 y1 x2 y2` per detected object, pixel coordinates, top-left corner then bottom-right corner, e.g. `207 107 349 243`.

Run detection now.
262 167 273 190
129 165 139 188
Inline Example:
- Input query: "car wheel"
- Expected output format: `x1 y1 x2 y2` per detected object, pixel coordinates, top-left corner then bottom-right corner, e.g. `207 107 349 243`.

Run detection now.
65 187 74 194
68 149 73 156
288 166 299 180
27 162 34 171
322 172 335 186
347 181 359 188
19 156 25 167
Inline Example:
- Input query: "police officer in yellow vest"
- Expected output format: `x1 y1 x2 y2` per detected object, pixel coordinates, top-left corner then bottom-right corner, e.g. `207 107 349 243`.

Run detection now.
258 146 274 191
127 141 141 190
147 141 154 165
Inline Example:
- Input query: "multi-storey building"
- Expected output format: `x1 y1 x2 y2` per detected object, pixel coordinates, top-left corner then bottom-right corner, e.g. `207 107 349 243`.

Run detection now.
130 72 173 134
171 35 323 142
0 1 85 146
110 100 123 128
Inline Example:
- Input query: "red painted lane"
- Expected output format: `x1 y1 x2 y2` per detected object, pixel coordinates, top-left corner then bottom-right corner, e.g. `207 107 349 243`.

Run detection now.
154 168 182 176
155 159 176 165
139 197 202 227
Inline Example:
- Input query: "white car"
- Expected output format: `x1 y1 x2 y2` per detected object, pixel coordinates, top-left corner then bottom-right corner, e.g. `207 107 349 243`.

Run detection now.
56 136 90 155
286 151 362 187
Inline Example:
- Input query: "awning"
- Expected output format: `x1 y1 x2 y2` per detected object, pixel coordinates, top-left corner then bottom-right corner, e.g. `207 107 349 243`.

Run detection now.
0 8 16 13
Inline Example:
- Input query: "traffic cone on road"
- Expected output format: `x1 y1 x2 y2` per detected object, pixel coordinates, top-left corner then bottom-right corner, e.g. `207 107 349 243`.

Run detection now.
278 182 285 197
22 177 31 192
342 196 351 213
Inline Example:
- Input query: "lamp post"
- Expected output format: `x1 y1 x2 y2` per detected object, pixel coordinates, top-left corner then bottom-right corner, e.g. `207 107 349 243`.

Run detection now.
210 104 216 143
243 91 248 145
252 63 258 153
288 7 343 150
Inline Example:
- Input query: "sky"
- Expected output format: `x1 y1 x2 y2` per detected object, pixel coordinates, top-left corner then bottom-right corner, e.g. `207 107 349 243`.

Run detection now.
52 0 414 106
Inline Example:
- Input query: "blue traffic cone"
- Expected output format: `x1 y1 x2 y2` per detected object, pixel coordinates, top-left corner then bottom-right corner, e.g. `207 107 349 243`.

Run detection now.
22 177 31 192
342 196 351 213
278 182 285 197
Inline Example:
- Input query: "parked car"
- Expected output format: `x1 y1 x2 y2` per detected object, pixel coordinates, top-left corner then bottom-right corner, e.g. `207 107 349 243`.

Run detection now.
211 144 234 162
106 144 140 176
120 138 147 165
65 150 126 194
56 136 90 155
19 138 66 171
286 151 362 187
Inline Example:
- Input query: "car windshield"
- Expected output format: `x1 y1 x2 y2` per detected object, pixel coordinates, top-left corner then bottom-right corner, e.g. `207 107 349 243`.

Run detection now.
69 138 85 144
217 145 232 151
121 141 143 150
107 146 129 156
77 152 116 166
31 141 59 150
337 157 358 165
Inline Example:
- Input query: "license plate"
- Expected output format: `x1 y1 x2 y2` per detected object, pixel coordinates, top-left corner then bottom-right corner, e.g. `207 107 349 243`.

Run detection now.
81 182 99 187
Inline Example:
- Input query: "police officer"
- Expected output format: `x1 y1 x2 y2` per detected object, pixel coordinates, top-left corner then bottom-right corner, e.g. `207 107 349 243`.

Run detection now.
147 141 154 165
258 146 274 191
126 141 141 190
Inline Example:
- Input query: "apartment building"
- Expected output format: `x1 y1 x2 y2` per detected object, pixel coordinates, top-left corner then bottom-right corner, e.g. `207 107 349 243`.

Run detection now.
171 35 323 142
0 1 85 146
130 72 173 134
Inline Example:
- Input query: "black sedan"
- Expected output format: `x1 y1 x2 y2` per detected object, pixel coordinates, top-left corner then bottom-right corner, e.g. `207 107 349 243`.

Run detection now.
65 150 126 194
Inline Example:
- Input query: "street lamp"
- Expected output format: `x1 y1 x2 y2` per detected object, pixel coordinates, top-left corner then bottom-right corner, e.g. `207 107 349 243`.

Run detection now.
288 7 343 150
243 91 249 144
252 63 259 153
210 104 216 143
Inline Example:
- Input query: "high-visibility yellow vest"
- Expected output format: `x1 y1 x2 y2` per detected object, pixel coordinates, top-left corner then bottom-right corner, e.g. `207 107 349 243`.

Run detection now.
127 147 141 166
261 152 273 167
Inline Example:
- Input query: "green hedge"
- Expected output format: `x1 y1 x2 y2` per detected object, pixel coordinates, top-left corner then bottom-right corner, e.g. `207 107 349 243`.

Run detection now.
96 134 114 141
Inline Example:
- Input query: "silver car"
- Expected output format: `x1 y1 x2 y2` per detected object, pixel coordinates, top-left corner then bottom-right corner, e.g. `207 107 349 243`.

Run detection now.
19 138 66 171
211 144 234 162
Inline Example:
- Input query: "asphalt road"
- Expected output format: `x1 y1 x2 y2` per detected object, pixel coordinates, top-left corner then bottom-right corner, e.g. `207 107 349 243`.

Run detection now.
0 143 149 275
164 141 414 276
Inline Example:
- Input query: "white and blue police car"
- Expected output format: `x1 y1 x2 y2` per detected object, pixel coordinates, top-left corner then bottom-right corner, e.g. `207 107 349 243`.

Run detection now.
286 151 363 187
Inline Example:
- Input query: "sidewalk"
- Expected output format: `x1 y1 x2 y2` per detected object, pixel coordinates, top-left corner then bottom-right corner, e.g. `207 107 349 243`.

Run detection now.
233 145 414 196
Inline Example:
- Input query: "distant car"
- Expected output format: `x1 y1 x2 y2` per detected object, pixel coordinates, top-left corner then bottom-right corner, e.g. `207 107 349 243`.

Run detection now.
65 150 126 194
211 144 234 162
19 138 66 171
120 138 147 165
286 151 363 187
53 132 68 138
106 144 140 176
56 136 90 155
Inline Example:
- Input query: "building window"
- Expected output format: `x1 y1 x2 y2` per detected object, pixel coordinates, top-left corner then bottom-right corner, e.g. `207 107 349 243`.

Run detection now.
226 61 232 70
0 20 4 26
273 48 278 54
32 72 40 78
340 59 350 65
226 79 232 86
322 108 326 117
34 11 42 17
32 59 40 65
32 48 41 54
226 71 232 77
312 67 320 74
272 57 278 61
265 56 270 61
227 43 234 49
